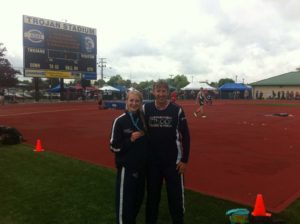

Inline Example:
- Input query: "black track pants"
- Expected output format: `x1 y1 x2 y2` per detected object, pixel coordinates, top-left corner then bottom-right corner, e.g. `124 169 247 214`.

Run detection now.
146 164 185 224
116 167 145 224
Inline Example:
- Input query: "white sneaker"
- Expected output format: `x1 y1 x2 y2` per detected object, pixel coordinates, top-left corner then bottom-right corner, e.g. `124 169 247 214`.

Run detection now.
193 112 197 117
202 115 207 118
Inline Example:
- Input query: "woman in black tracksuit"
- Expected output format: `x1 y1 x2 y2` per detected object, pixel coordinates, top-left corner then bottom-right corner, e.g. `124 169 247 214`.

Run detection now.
110 91 148 224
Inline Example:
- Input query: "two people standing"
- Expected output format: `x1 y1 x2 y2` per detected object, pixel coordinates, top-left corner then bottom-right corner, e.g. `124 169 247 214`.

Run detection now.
110 80 191 224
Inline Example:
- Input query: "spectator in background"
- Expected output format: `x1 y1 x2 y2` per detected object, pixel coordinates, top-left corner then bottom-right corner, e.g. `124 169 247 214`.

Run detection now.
259 91 263 100
206 93 213 105
244 89 249 99
0 88 4 105
286 91 290 100
281 91 285 100
290 91 294 100
236 90 240 99
272 90 276 99
296 91 300 100
170 90 177 103
98 92 104 109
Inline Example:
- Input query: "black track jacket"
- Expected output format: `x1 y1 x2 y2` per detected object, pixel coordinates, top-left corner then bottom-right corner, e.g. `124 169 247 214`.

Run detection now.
143 102 190 166
110 111 148 170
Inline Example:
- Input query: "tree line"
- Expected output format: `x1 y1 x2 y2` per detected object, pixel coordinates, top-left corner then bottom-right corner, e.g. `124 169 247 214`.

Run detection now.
0 43 234 91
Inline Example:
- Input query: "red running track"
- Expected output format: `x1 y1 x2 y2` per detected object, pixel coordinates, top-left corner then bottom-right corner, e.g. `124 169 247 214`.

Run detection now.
1 100 300 212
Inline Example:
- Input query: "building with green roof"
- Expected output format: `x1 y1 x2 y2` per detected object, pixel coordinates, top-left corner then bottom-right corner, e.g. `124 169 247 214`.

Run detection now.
250 71 300 100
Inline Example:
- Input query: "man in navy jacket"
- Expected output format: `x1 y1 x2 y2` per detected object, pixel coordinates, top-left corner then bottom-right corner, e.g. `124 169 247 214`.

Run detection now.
143 80 190 224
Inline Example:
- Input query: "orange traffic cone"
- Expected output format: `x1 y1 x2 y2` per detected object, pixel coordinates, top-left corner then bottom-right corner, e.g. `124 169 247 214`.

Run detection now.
251 194 271 217
34 139 44 152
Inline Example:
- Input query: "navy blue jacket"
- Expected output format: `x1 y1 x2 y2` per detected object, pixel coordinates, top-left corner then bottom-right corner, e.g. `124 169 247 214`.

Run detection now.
110 111 148 170
143 102 190 166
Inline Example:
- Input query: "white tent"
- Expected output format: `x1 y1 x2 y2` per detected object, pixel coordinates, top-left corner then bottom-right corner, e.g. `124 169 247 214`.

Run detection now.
99 85 120 91
127 87 137 91
181 82 216 91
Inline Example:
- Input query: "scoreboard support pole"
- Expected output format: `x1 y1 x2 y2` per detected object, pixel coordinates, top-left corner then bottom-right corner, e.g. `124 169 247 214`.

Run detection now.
60 78 65 101
34 77 40 102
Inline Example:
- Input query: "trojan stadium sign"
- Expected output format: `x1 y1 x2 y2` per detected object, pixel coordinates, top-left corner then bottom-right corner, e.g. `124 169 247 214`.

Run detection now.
23 15 97 80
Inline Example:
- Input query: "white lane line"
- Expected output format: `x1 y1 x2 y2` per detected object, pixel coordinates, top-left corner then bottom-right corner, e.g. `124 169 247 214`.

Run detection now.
0 108 93 117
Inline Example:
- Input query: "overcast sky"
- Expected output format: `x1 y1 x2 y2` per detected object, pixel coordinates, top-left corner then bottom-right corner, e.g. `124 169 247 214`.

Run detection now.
2 0 300 83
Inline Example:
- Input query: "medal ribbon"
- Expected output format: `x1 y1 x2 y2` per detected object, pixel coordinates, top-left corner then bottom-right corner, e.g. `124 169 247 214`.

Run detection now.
129 112 142 131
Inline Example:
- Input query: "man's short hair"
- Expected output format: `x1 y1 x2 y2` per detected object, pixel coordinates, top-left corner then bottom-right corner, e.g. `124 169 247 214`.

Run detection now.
153 79 169 91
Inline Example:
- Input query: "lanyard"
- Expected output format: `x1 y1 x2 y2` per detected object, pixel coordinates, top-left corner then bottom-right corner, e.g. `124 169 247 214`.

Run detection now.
129 112 142 131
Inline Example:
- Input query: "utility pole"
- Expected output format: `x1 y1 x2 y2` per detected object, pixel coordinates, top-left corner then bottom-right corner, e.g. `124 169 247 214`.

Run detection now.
97 58 107 80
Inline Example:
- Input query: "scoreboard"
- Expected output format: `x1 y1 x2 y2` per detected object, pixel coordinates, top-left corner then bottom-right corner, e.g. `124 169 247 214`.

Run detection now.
23 15 97 80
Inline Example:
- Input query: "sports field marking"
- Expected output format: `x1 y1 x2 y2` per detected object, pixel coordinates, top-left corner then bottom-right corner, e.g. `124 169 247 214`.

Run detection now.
0 108 94 117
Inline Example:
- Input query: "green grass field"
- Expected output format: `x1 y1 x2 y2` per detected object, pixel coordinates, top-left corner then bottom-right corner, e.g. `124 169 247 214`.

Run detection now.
0 144 299 224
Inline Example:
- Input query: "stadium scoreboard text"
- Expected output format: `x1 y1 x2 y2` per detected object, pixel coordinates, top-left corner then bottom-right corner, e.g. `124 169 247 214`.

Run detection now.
23 15 97 80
